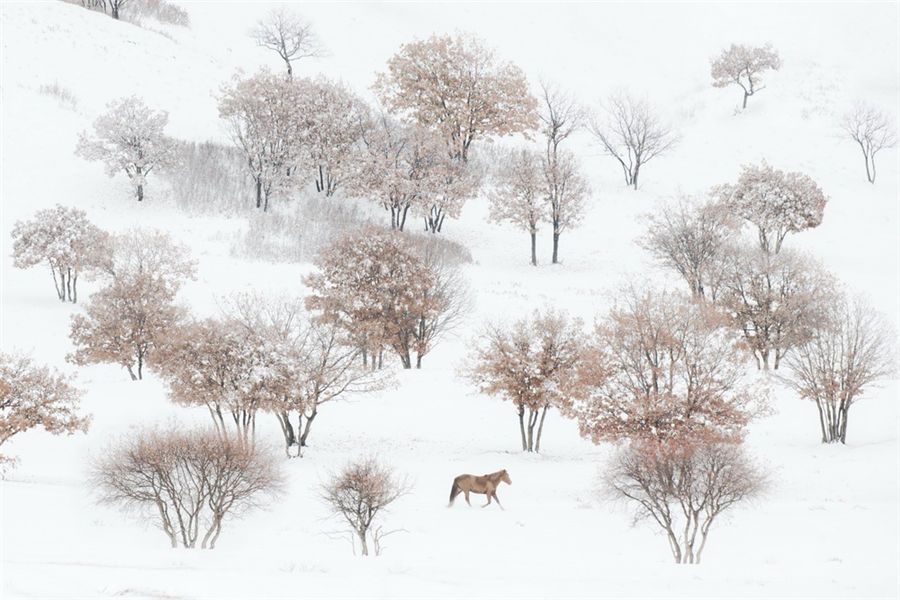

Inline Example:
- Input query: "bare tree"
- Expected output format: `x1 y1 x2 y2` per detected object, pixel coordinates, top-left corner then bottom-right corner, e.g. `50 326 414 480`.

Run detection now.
717 247 836 370
841 103 896 184
606 438 766 564
714 162 827 255
75 96 175 202
463 308 586 452
94 427 283 549
0 352 89 468
783 295 896 444
488 148 545 265
11 205 109 303
574 289 763 445
711 44 781 109
539 80 583 165
374 32 538 163
640 198 737 299
251 7 323 78
588 93 677 190
321 457 409 556
544 148 589 264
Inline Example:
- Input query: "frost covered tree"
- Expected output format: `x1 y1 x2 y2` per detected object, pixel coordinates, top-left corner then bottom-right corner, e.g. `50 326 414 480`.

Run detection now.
606 438 766 564
714 162 827 255
374 33 538 162
717 248 835 371
305 227 465 369
298 77 371 196
784 296 896 444
11 205 109 303
94 427 283 549
0 352 89 467
218 70 306 211
841 103 896 184
463 308 586 453
573 290 762 445
75 96 174 202
488 148 545 265
354 116 470 232
588 93 676 190
640 198 737 300
226 296 390 456
321 457 409 556
711 44 781 109
251 7 323 79
68 230 195 380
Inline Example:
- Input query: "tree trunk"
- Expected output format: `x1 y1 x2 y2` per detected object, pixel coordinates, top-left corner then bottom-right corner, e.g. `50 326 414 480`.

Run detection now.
534 405 549 453
71 273 78 303
50 262 65 301
276 411 296 457
298 407 318 447
552 232 560 264
742 91 749 109
126 364 138 381
255 178 262 209
530 231 537 266
358 530 369 556
285 59 293 79
517 404 527 451
416 353 423 369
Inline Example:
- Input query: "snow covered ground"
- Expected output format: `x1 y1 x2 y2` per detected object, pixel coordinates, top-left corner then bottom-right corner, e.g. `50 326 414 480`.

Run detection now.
1 2 898 598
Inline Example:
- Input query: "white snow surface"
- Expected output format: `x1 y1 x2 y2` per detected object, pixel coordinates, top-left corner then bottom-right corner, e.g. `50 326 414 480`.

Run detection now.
1 2 898 598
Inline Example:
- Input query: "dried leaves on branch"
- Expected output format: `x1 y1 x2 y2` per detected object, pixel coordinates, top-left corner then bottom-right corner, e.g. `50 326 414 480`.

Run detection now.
573 290 763 445
94 427 283 549
463 308 586 452
0 352 89 467
375 33 538 163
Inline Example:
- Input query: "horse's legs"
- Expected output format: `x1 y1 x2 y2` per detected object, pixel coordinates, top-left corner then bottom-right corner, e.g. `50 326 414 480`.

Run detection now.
482 488 493 508
494 493 504 511
464 490 471 506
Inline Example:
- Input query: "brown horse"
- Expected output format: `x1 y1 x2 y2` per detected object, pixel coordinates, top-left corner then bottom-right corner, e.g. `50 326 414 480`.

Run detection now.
448 469 511 509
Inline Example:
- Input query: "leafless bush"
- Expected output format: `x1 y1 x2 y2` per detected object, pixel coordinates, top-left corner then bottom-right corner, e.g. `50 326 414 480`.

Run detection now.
605 439 767 564
164 141 255 215
321 457 409 556
783 295 896 444
38 81 78 110
234 196 372 264
94 426 283 549
120 0 190 27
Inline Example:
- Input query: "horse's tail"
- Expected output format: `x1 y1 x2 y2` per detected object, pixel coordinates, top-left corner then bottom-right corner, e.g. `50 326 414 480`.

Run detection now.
448 479 460 507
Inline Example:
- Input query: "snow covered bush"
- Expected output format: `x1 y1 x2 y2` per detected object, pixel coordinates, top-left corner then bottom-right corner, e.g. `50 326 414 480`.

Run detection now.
305 226 467 369
94 426 283 549
11 204 109 303
714 162 828 255
0 352 89 469
68 230 195 380
164 140 254 215
783 295 896 444
321 457 409 556
605 437 766 564
841 103 896 184
374 32 538 163
588 93 677 190
640 198 737 300
711 44 782 109
716 247 836 370
75 96 175 202
463 308 586 453
573 290 763 445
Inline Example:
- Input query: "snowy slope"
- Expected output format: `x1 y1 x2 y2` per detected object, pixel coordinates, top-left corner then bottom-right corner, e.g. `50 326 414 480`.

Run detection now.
1 2 898 599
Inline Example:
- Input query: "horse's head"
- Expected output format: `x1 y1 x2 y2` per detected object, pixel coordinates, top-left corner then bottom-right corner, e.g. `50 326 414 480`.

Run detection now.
501 469 511 485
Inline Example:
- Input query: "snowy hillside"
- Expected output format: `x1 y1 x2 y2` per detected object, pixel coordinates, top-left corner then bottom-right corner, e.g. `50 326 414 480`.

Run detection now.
1 2 898 599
